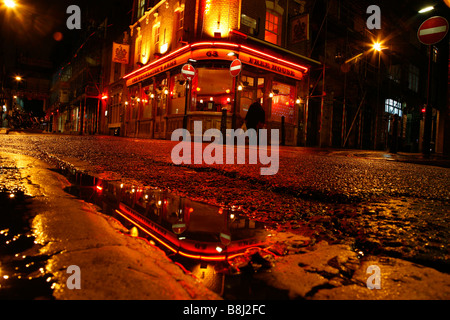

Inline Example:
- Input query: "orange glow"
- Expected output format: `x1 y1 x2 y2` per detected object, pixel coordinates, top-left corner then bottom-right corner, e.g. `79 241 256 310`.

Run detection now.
202 0 240 38
4 0 16 8
124 42 309 85
114 208 264 262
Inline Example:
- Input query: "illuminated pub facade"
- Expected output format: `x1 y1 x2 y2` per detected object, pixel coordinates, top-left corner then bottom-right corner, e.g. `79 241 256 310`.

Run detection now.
108 0 320 145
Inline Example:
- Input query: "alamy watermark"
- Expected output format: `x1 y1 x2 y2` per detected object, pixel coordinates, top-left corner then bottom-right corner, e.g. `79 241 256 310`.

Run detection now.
171 121 279 176
66 265 81 289
366 265 381 289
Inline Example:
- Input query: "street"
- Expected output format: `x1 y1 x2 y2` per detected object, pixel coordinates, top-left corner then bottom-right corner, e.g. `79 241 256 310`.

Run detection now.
0 132 449 300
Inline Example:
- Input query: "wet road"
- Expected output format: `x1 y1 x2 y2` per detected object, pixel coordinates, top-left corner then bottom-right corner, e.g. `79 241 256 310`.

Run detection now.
1 133 448 276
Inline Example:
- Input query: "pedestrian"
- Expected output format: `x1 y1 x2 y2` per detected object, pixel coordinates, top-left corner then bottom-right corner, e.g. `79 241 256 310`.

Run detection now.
245 100 265 131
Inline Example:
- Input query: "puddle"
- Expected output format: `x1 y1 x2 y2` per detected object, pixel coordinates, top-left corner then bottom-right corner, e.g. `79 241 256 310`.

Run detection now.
56 164 291 299
0 190 56 299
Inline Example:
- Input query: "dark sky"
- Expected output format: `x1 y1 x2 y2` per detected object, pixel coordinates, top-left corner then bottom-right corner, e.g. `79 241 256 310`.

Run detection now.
1 0 132 68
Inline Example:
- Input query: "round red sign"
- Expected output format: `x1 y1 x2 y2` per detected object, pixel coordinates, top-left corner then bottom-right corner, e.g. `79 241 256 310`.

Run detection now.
172 223 186 234
219 232 231 246
230 59 242 77
417 16 449 45
181 64 196 81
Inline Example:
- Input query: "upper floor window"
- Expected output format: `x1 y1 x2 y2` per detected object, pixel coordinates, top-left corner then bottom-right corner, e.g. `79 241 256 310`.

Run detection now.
155 25 160 45
138 0 146 19
175 9 184 42
265 11 281 45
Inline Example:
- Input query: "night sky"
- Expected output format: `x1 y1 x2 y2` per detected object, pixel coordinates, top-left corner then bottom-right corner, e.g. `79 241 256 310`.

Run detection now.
1 0 132 68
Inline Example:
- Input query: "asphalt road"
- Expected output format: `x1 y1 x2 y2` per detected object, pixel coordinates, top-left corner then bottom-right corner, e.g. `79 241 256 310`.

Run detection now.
1 133 448 270
0 133 449 300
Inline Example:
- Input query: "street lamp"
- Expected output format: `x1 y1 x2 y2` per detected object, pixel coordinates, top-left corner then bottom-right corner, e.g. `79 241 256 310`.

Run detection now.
3 0 17 8
418 6 434 13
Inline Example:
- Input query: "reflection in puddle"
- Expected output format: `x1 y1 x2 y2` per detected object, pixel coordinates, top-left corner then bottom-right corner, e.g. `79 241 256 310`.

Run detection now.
0 190 56 299
58 165 289 298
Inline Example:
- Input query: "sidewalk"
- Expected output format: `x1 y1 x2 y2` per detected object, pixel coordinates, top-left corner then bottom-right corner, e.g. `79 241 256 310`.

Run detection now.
0 152 221 300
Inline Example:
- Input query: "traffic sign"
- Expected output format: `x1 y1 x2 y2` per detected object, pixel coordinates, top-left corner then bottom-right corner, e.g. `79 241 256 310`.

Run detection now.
417 16 449 45
181 64 196 81
172 223 186 234
230 59 242 77
219 232 231 246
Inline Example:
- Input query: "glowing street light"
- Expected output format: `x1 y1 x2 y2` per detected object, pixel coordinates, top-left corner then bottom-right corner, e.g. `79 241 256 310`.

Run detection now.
3 0 17 8
372 42 383 52
15 76 22 81
418 6 434 13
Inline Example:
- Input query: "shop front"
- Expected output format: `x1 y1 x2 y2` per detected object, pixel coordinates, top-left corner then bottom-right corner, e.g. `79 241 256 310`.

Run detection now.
123 42 311 145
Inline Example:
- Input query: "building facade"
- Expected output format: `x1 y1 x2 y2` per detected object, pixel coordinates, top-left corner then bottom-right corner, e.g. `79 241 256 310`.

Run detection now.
105 0 320 145
47 0 449 153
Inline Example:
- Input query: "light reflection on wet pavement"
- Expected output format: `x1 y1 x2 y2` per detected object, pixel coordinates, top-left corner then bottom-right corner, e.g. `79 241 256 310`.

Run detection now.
0 134 449 299
0 158 56 299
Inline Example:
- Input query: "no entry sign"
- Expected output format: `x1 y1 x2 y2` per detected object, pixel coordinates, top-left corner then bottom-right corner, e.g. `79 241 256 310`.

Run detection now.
418 16 449 45
181 63 196 81
230 59 242 77
172 223 186 234
219 232 231 246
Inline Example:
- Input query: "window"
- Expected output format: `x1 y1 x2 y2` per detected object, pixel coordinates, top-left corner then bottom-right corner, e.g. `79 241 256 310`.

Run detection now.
192 68 233 112
408 65 419 93
271 81 295 124
175 9 184 42
135 35 142 66
138 0 146 19
385 99 402 117
154 25 160 47
265 11 281 45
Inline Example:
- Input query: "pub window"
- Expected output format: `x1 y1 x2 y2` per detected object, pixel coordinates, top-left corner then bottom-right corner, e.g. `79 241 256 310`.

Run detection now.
265 11 281 45
192 68 233 112
271 81 295 124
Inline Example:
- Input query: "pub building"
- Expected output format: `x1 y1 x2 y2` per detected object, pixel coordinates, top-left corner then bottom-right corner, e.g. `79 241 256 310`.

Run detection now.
117 0 321 145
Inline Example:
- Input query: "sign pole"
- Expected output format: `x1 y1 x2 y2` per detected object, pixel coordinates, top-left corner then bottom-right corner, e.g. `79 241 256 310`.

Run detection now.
232 75 238 130
183 79 190 130
423 45 433 155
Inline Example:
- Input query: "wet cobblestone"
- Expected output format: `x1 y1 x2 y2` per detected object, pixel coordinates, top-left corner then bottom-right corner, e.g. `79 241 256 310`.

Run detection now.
1 134 449 273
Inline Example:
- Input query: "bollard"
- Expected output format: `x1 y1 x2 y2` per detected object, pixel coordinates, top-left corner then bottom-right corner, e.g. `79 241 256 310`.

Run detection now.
220 108 227 143
281 116 285 146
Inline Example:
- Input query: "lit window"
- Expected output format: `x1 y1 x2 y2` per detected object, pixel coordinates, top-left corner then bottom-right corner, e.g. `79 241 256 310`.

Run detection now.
385 99 402 117
155 25 160 46
265 11 281 45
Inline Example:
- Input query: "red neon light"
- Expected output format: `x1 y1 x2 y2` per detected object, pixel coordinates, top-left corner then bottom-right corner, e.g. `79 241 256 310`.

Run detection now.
123 44 190 79
240 45 309 72
114 208 263 262
123 42 309 81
